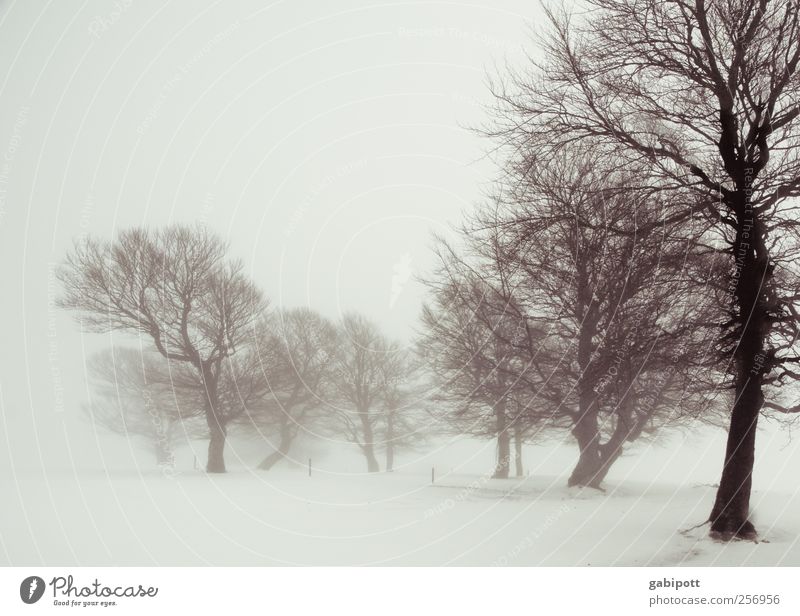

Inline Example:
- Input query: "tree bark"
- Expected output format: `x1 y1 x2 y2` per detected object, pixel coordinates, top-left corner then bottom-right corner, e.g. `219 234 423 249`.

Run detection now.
568 269 606 488
206 416 227 473
202 363 227 473
569 308 604 488
258 425 294 470
493 400 510 479
359 408 380 472
568 428 625 489
568 404 630 489
709 373 760 539
567 413 603 488
709 204 767 540
513 424 524 477
363 444 380 472
591 440 624 487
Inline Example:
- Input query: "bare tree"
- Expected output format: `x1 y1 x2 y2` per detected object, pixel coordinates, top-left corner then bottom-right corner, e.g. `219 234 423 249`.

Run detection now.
329 312 397 473
419 276 527 479
84 347 204 467
244 308 338 470
492 0 800 538
378 349 426 472
509 404 530 478
58 225 266 473
422 149 718 487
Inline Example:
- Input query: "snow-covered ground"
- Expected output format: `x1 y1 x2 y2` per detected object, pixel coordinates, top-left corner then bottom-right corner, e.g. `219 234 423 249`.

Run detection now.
3 433 799 566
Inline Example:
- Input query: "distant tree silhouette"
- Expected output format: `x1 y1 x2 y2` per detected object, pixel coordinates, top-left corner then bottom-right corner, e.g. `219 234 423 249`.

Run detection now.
59 225 266 473
491 0 800 538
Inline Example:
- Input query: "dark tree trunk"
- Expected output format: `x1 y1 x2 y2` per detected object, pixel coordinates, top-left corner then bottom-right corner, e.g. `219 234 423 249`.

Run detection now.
568 413 603 488
258 426 294 471
568 427 625 489
206 416 227 473
568 272 606 488
258 449 283 472
359 408 380 472
513 424 524 477
590 398 639 487
569 404 629 489
492 401 510 479
709 203 767 540
569 310 603 488
363 444 380 472
709 374 760 539
201 363 227 473
591 440 624 487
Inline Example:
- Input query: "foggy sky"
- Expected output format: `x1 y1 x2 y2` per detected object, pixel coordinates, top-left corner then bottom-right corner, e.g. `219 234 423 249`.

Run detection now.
1 0 798 490
0 0 536 472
